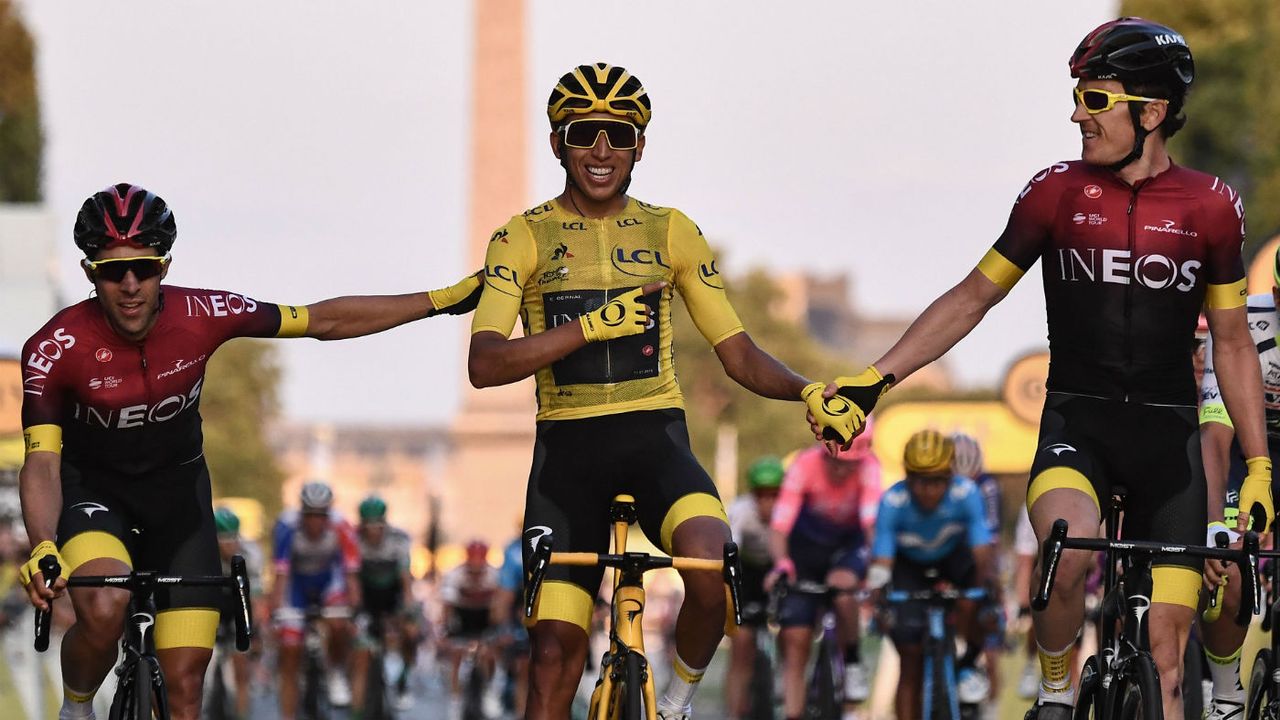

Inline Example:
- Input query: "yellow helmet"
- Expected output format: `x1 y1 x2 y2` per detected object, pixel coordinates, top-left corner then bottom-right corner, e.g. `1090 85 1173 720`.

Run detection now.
903 429 954 475
547 63 652 128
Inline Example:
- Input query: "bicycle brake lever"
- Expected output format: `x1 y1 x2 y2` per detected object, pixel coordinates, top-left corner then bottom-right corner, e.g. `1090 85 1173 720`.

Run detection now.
1236 531 1260 627
1032 519 1068 612
524 535 553 619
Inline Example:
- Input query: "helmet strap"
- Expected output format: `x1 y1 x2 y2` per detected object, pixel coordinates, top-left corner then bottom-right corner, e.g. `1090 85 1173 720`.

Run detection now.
1107 102 1151 173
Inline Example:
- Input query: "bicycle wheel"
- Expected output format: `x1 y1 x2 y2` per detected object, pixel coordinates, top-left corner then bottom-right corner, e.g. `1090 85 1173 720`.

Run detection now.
133 658 153 720
302 652 327 720
1073 655 1103 720
1248 649 1276 720
747 640 776 720
609 651 645 720
365 649 390 720
804 638 840 720
461 655 486 720
1115 652 1162 720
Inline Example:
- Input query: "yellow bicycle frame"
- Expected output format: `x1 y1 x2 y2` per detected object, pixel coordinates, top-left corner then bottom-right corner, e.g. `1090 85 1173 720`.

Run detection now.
548 495 725 720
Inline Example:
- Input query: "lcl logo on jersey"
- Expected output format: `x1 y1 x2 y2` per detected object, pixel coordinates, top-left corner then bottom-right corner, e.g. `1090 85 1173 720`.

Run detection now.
1055 248 1200 292
699 261 725 289
484 264 521 298
611 246 670 277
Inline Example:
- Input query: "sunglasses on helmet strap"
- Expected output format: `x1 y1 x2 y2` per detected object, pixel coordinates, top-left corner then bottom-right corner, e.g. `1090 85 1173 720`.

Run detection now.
82 254 171 282
558 118 640 150
1073 87 1162 115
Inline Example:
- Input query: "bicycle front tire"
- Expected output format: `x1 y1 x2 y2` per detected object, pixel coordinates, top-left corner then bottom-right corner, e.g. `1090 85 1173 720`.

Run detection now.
617 651 645 720
365 648 390 720
133 658 153 720
804 638 840 720
747 640 776 720
1114 652 1162 720
1248 649 1275 720
1073 655 1103 719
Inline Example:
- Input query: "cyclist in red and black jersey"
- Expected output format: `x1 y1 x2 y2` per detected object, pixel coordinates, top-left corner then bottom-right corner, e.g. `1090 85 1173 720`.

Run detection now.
17 183 482 720
810 18 1269 720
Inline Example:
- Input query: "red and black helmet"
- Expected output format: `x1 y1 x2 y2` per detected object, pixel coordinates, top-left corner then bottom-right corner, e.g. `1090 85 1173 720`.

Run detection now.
1070 17 1194 94
74 183 177 257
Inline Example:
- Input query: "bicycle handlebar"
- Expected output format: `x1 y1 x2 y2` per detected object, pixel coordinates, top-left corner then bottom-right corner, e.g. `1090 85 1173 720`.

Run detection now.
1031 519 1259 627
34 554 256 653
884 587 987 604
523 534 744 626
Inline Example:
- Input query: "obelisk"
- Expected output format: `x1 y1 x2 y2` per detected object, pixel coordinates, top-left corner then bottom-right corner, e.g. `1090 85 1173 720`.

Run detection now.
443 0 537 546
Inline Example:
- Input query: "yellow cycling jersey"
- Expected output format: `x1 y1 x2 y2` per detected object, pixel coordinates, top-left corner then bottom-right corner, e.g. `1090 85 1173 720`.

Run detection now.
472 197 744 421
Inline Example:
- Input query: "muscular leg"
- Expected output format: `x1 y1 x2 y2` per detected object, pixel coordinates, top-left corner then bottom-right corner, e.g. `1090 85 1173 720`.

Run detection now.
670 517 731 668
724 627 757 718
1150 602 1195 717
896 644 924 720
62 558 131 701
826 567 861 655
278 642 302 720
1029 487 1101 702
779 626 813 719
1202 561 1247 707
526 620 589 720
155 646 213 720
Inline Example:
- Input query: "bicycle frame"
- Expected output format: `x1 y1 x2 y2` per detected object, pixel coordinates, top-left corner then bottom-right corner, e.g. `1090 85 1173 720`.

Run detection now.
524 494 743 720
886 586 986 720
1034 494 1260 718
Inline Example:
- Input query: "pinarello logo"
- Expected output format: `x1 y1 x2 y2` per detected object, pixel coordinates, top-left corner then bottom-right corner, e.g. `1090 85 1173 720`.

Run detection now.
1084 185 1102 199
642 345 655 357
95 348 113 362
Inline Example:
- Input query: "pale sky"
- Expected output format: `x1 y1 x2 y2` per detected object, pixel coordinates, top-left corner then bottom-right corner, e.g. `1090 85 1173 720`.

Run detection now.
16 0 1116 424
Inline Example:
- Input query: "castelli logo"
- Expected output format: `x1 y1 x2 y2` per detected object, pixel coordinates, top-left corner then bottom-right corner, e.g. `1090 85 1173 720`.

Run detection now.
95 348 113 363
642 345 655 357
1084 185 1103 199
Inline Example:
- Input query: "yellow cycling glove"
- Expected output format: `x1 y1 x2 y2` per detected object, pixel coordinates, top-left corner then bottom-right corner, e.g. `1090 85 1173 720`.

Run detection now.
802 382 863 444
427 271 483 316
1237 456 1274 531
834 365 896 418
19 540 66 588
580 288 652 343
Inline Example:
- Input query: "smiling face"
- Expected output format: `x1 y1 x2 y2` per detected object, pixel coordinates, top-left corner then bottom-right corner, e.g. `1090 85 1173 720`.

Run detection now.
1072 79 1168 168
84 245 169 343
551 111 645 215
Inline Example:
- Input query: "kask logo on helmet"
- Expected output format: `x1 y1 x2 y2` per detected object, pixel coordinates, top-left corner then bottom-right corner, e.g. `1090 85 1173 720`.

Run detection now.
1055 247 1199 292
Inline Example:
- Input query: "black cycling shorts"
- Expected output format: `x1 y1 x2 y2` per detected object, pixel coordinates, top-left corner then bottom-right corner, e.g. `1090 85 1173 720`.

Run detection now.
521 409 728 633
56 456 222 649
887 545 976 647
1026 394 1206 605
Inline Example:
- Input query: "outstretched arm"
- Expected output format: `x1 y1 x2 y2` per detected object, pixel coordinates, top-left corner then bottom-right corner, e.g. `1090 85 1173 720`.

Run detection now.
872 268 1008 382
469 325 588 388
714 333 809 400
304 272 482 341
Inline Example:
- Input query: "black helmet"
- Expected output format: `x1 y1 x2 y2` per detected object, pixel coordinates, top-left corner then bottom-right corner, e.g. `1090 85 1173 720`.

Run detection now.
74 183 177 257
1070 17 1194 96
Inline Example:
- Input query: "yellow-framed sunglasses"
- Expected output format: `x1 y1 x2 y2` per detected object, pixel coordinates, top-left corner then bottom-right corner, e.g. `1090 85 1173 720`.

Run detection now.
82 254 171 282
1073 87 1163 115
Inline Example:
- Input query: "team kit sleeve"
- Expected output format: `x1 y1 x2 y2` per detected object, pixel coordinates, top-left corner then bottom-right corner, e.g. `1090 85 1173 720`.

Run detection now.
185 288 310 342
769 456 808 537
20 327 68 456
471 218 537 337
667 211 744 346
1202 180 1248 310
963 481 995 547
870 492 899 560
976 165 1063 292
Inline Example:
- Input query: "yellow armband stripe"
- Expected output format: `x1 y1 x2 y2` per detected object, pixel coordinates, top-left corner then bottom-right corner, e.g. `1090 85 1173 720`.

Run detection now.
1199 402 1233 429
976 248 1025 292
23 424 62 456
1206 279 1247 310
276 304 309 338
156 608 220 650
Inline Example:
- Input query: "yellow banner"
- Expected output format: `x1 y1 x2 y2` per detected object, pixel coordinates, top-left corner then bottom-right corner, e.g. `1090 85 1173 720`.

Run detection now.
0 358 20 436
873 401 1040 481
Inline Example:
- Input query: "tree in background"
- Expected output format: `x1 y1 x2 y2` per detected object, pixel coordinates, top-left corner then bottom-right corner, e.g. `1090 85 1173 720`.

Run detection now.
0 0 43 202
201 339 286 522
673 265 852 490
1121 0 1280 250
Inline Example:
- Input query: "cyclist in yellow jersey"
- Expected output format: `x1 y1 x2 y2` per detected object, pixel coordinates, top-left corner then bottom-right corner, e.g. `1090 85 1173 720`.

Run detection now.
468 63 854 720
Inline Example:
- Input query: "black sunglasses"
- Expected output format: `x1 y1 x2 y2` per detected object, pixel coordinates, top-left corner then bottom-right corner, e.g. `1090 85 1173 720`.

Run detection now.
559 118 640 150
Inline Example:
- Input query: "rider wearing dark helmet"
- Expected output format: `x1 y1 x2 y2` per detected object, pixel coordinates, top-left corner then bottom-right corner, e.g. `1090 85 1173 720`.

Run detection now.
811 18 1267 720
18 182 484 720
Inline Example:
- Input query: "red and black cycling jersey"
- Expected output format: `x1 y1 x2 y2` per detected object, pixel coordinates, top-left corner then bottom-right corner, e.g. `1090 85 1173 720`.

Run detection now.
978 160 1247 406
21 286 306 475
